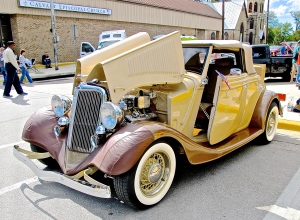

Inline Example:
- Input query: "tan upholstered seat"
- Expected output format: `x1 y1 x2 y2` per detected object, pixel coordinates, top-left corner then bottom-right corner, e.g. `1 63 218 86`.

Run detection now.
202 58 234 103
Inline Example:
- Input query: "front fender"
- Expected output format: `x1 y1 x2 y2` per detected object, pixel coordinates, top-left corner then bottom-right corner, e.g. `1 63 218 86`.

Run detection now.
250 90 282 129
94 123 155 175
22 106 68 173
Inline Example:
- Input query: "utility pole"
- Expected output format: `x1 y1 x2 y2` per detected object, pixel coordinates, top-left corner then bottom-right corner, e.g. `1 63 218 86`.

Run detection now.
50 0 59 70
266 0 270 44
222 0 225 40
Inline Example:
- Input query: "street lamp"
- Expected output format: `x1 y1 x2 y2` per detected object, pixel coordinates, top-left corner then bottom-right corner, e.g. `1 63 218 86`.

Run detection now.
50 0 59 70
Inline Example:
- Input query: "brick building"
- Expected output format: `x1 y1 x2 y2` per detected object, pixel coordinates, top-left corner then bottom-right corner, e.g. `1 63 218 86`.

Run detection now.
0 0 223 63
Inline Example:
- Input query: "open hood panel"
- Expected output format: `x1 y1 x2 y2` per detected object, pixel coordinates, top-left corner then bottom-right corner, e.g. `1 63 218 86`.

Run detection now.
82 31 185 102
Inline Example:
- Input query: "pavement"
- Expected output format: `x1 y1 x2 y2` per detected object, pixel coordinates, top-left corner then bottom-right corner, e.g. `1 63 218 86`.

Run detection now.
0 64 300 131
264 78 300 131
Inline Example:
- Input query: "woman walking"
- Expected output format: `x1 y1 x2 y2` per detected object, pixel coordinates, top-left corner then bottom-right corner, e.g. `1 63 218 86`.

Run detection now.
19 49 33 84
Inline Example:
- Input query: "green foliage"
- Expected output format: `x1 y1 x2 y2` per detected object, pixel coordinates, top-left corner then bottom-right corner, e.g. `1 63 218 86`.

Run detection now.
267 28 275 45
267 11 298 44
268 23 293 44
281 23 294 40
291 30 300 41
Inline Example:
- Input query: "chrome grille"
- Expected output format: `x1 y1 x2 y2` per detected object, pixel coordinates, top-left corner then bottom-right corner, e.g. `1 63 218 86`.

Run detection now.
67 88 102 153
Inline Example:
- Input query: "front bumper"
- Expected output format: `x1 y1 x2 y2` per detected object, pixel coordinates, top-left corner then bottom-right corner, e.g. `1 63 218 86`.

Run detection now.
13 145 111 199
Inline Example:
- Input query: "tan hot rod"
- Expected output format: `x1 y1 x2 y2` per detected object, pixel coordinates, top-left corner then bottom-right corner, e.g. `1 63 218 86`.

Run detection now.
14 31 282 209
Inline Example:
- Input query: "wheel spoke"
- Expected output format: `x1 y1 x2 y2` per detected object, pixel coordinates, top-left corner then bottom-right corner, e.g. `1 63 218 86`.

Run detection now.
139 152 169 196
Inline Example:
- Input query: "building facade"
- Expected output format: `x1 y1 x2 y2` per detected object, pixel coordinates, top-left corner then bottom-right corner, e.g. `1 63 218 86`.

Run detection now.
210 0 248 42
247 0 266 44
0 0 222 63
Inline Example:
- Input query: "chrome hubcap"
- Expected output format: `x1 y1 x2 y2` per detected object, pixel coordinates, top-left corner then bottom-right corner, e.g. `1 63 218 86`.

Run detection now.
140 152 170 197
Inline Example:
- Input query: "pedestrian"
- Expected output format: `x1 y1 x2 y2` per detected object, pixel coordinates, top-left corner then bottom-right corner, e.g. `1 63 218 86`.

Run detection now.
3 41 27 98
291 40 300 83
42 52 52 68
0 47 6 85
19 49 33 84
293 40 300 86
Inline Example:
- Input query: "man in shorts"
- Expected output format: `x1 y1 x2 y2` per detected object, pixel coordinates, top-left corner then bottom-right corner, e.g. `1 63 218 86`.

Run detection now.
291 40 300 83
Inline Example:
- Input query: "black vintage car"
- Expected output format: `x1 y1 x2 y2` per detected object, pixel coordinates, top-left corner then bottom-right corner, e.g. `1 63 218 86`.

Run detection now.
252 44 293 81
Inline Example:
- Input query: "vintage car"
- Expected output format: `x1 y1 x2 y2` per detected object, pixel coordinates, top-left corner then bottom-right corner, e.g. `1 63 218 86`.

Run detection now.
14 31 282 209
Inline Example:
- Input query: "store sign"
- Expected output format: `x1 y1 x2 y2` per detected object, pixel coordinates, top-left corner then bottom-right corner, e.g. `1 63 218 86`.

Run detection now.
19 0 112 15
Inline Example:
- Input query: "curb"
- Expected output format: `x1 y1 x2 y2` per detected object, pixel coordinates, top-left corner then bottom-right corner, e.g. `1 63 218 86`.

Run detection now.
34 62 76 69
278 119 300 132
31 72 75 81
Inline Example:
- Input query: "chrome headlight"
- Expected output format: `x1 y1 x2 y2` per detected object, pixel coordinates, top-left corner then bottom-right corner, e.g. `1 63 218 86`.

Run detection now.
100 102 124 130
51 95 72 117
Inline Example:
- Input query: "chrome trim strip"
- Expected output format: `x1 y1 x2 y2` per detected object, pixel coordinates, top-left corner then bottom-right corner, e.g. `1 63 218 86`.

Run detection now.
78 83 108 103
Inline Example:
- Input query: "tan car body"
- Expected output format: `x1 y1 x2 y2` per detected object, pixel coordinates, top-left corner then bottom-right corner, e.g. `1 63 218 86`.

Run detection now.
22 31 282 176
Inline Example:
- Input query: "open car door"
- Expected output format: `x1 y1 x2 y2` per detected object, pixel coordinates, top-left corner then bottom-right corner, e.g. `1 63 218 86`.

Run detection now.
207 74 247 145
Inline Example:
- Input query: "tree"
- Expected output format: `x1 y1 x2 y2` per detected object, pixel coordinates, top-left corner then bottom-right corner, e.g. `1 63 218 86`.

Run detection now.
280 22 294 40
290 11 300 30
268 11 279 28
291 30 300 41
270 23 293 45
267 28 275 44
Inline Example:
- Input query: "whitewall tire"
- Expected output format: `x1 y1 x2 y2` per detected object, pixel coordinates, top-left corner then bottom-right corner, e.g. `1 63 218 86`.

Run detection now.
114 142 176 209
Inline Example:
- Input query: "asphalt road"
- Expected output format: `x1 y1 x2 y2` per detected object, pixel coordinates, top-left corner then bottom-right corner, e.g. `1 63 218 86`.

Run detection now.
0 78 300 220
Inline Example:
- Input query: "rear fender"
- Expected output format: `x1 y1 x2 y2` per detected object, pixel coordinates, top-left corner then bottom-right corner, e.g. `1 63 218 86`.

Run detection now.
250 90 282 129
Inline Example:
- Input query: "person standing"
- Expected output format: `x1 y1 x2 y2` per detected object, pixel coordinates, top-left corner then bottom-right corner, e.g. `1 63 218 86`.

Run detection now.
3 41 27 98
0 47 6 85
291 40 300 83
19 49 33 84
294 47 300 86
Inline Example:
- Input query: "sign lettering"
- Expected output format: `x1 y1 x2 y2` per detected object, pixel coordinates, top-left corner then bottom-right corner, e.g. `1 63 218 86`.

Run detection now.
19 0 112 15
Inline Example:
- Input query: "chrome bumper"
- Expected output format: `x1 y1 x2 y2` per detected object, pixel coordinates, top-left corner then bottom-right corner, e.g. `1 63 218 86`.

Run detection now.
13 145 111 199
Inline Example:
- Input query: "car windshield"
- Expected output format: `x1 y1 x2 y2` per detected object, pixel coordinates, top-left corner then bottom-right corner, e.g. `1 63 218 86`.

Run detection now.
98 40 120 49
183 47 209 74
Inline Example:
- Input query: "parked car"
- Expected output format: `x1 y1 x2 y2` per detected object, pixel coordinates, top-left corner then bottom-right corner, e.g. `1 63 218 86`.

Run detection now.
14 32 282 209
252 44 294 81
80 30 126 57
269 45 281 56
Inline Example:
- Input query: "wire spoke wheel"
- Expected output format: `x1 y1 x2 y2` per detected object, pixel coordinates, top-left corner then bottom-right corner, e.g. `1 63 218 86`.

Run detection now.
114 142 176 209
139 152 170 197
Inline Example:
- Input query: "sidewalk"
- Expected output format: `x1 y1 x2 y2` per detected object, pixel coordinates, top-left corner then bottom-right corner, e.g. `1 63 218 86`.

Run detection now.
27 63 76 80
265 79 300 131
1 65 300 131
0 62 76 82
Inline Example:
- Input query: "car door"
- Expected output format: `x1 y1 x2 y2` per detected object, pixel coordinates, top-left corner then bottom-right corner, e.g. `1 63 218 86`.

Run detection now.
80 42 95 58
207 73 247 145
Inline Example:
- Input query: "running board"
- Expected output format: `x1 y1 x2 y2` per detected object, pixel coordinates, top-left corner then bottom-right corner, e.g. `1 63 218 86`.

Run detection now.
13 145 111 199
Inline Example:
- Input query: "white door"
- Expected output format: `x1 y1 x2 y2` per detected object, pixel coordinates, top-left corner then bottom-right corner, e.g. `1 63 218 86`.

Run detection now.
80 42 95 58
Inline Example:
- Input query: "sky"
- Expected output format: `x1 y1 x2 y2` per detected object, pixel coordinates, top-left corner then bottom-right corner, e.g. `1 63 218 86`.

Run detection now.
265 0 300 29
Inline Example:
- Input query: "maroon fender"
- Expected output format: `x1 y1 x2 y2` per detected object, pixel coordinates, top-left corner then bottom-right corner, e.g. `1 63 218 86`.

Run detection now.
22 107 158 176
22 106 68 173
250 90 282 129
